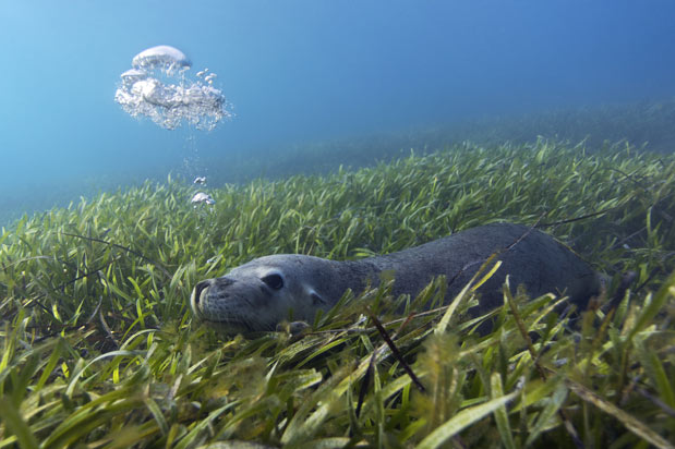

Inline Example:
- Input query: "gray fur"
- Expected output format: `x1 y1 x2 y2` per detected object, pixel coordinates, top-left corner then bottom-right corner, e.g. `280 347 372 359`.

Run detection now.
191 222 599 332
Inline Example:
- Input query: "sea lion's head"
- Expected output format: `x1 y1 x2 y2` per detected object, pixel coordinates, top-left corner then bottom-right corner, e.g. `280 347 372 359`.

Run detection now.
191 255 335 332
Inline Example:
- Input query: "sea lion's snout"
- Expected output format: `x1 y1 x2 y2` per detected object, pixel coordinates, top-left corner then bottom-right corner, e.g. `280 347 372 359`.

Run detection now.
191 277 239 318
192 279 213 307
191 274 270 332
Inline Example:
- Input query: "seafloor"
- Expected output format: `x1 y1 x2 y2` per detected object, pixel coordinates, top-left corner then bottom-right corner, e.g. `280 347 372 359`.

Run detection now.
1 114 674 446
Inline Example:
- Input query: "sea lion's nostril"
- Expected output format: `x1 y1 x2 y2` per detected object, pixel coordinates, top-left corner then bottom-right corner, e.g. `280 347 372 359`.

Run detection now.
193 280 212 304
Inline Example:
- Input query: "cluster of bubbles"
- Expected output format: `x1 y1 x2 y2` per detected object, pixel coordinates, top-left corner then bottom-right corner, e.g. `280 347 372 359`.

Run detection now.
115 45 230 131
191 177 216 206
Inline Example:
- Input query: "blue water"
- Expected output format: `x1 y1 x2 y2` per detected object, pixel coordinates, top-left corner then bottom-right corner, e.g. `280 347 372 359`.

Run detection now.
1 1 675 221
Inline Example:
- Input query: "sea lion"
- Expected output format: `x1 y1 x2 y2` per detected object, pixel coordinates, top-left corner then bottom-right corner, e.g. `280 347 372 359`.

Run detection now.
191 222 600 332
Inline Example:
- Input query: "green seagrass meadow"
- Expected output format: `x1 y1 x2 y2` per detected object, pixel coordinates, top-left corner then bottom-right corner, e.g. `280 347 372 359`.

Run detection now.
1 140 674 448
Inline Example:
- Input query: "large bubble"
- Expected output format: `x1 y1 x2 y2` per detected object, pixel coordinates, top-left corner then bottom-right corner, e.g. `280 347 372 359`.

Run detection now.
132 45 191 74
115 45 230 131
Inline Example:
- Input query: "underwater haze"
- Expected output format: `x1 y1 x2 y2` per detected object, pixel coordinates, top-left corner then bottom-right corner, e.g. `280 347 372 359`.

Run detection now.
1 0 675 223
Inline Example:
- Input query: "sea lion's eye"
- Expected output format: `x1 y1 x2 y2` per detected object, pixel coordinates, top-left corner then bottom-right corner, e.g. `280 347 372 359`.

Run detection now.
262 273 284 290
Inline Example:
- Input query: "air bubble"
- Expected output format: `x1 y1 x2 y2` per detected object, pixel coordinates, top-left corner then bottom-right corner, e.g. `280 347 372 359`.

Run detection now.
115 45 231 131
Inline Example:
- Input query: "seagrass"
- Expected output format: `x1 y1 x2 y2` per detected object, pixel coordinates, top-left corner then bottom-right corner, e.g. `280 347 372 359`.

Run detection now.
0 139 673 448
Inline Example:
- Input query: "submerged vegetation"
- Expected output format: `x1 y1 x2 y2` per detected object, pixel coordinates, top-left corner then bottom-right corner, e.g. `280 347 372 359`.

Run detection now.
1 140 674 448
4 97 675 227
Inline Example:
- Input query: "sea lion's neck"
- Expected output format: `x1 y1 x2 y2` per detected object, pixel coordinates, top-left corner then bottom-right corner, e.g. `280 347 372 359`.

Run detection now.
323 259 381 303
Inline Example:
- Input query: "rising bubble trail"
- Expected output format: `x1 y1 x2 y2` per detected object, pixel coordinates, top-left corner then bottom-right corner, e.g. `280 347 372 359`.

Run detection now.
115 45 231 131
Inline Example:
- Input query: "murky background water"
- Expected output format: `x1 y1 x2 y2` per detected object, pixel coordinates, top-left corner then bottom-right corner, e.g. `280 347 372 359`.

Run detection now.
1 1 674 224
